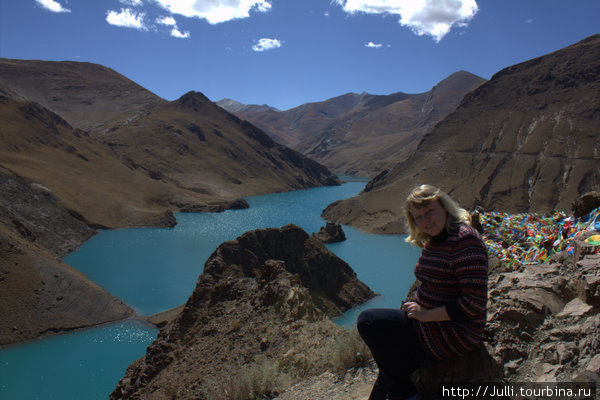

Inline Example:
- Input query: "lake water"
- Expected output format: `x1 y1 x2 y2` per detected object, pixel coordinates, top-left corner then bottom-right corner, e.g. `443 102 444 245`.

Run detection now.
0 178 420 399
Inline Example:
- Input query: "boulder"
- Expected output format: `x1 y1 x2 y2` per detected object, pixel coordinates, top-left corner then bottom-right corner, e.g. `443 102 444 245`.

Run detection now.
555 298 594 319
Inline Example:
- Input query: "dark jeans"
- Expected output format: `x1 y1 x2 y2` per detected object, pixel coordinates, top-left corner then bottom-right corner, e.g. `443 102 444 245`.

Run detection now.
357 308 426 400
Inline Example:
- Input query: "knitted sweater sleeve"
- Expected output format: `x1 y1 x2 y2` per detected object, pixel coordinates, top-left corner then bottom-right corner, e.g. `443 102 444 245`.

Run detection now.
445 232 488 322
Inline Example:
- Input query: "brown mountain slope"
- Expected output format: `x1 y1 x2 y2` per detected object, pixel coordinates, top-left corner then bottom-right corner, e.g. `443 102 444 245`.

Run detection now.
299 71 486 175
0 58 165 135
219 72 485 176
0 94 193 345
0 59 342 229
0 94 194 229
323 34 600 233
220 91 407 148
103 91 339 199
0 168 134 346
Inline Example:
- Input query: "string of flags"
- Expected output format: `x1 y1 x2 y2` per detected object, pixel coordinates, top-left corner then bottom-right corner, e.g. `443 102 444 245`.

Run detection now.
477 206 600 267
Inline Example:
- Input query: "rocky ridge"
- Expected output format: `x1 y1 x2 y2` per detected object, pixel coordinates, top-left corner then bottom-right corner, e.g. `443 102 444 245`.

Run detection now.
111 224 375 399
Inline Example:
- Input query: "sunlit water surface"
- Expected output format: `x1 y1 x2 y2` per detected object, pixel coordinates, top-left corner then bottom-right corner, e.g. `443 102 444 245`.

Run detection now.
0 178 420 399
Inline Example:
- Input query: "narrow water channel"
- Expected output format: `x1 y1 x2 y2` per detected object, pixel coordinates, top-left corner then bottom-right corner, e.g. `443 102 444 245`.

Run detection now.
0 178 420 399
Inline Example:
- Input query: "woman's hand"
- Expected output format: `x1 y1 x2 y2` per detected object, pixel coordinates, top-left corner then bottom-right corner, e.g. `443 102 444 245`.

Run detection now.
402 302 451 322
402 302 428 321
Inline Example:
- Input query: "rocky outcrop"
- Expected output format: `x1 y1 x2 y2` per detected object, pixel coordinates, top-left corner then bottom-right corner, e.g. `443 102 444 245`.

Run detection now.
170 198 250 213
323 34 600 234
111 224 374 399
313 222 347 243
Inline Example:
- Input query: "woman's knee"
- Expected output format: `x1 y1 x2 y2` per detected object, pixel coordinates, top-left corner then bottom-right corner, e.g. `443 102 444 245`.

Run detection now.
357 308 379 337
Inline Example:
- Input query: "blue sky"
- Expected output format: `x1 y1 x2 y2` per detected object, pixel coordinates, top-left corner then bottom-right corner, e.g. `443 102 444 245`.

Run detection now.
1 0 599 110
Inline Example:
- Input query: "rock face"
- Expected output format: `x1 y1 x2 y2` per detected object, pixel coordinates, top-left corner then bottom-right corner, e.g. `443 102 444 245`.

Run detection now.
111 224 375 399
313 222 347 243
219 71 485 176
323 34 600 234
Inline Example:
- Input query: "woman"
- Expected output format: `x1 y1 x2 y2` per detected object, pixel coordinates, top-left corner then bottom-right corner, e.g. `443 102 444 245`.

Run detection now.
357 184 488 400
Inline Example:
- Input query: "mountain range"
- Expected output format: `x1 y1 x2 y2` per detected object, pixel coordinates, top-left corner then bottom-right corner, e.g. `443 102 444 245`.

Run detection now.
218 71 486 176
323 34 600 233
2 34 599 345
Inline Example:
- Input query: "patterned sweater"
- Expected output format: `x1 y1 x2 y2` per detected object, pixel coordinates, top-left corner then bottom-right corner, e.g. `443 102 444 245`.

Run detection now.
411 224 488 360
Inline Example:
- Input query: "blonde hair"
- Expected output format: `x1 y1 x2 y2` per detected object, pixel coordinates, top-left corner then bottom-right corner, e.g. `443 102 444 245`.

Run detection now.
404 184 471 247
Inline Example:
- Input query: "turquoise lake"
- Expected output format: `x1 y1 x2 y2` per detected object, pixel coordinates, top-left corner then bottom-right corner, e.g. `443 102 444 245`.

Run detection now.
0 178 420 399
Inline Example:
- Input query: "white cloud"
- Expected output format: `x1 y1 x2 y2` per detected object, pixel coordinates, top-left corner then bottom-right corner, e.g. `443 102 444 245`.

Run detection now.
335 0 478 42
119 0 143 6
365 41 382 48
106 8 147 30
35 0 70 13
156 16 189 39
156 15 177 25
252 38 282 52
324 11 330 17
152 0 272 24
525 18 533 24
171 28 190 38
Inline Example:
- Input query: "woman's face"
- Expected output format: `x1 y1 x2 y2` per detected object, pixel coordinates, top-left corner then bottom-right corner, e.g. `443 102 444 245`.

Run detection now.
409 199 448 237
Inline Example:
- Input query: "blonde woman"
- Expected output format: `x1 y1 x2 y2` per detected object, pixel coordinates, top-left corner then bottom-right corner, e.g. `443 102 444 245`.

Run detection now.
357 184 488 400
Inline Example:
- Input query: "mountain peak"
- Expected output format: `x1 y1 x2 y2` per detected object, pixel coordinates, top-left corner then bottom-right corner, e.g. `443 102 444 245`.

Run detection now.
174 91 212 110
434 70 486 88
